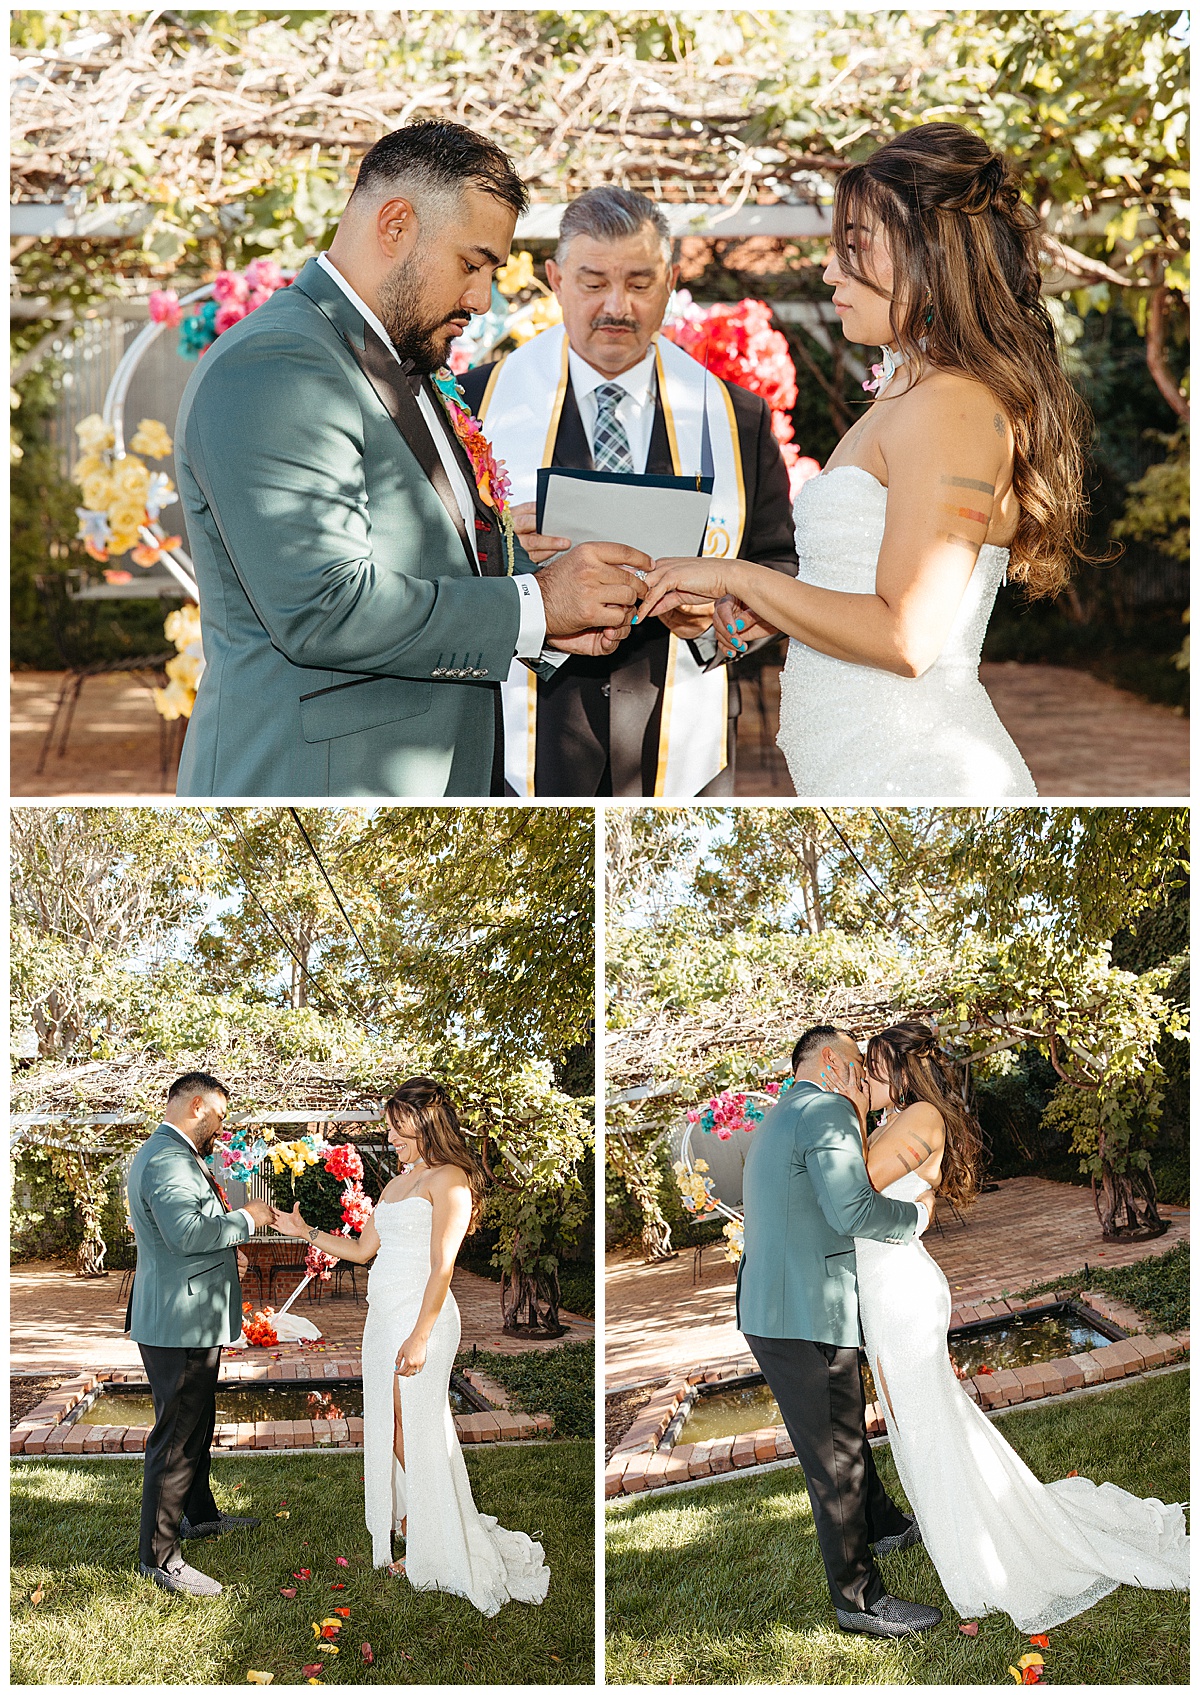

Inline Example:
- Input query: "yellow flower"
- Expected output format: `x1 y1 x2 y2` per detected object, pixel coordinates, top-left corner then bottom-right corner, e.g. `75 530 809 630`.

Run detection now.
75 413 115 454
496 250 535 297
129 417 174 459
166 651 203 691
108 528 142 558
152 678 195 721
508 292 563 346
80 470 115 511
112 455 151 498
164 604 202 649
72 451 109 484
109 496 147 535
261 1127 275 1142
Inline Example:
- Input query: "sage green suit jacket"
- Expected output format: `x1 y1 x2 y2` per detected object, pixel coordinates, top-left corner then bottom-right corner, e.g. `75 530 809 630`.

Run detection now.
736 1080 921 1347
174 257 539 797
126 1123 251 1348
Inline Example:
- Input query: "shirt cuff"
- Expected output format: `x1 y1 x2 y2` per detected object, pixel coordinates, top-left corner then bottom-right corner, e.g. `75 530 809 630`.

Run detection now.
236 1206 256 1232
511 573 547 659
913 1201 929 1237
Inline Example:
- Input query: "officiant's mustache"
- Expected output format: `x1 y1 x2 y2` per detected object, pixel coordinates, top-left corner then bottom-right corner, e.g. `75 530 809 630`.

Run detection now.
591 314 640 332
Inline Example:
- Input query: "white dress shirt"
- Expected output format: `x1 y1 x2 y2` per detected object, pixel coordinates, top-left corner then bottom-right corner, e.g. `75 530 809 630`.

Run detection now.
163 1122 256 1233
316 252 546 658
568 344 659 473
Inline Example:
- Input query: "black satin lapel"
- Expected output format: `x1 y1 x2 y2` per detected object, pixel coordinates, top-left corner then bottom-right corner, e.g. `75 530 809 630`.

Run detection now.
552 378 593 470
342 328 477 573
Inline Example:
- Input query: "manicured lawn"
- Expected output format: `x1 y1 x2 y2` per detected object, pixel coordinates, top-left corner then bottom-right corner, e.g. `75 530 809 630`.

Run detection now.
606 1371 1189 1685
12 1442 593 1685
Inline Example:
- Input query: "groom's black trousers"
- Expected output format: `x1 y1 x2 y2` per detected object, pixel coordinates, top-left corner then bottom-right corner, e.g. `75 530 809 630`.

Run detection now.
744 1334 910 1613
137 1344 222 1571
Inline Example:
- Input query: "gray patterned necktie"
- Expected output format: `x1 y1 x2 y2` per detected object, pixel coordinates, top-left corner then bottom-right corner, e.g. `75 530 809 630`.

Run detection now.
593 381 635 474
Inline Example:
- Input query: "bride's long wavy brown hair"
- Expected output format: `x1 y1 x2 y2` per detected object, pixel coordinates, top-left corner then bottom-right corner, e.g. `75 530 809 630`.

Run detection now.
865 1021 982 1210
385 1076 488 1233
833 122 1094 598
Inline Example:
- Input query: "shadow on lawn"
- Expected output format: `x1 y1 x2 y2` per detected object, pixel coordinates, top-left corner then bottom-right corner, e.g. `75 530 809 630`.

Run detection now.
605 1372 1190 1686
12 1444 593 1685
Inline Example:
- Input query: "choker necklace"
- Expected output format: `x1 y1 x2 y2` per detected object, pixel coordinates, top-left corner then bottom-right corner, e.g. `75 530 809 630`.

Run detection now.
863 345 904 398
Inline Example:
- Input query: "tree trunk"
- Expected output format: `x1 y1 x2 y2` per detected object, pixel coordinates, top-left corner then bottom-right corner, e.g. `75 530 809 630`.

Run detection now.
74 1160 109 1278
500 1260 565 1337
1091 1162 1169 1242
1146 283 1189 422
609 1135 675 1263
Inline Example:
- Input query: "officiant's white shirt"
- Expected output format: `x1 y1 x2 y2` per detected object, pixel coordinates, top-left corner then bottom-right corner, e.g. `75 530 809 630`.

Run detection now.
316 252 546 656
568 344 658 473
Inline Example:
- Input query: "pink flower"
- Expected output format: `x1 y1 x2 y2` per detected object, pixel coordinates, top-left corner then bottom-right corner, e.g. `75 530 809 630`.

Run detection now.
148 289 182 326
447 345 472 375
244 258 285 293
212 270 250 305
214 301 248 334
246 287 273 313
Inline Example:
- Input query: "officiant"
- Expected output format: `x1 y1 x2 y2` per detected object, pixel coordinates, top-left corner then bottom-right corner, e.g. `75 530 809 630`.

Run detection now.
459 187 799 797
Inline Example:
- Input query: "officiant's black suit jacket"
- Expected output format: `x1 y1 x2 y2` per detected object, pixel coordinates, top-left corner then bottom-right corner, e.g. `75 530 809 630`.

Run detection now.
459 361 799 796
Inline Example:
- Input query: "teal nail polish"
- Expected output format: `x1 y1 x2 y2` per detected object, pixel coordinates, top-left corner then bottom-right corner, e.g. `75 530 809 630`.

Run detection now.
736 619 745 631
726 623 735 633
631 614 638 624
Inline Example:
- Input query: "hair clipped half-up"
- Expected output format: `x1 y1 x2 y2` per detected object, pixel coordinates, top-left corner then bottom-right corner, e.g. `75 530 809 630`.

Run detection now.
385 1076 488 1232
866 1020 983 1211
833 122 1096 599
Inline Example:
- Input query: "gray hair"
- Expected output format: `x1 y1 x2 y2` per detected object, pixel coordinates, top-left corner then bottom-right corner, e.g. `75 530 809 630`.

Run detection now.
555 186 673 265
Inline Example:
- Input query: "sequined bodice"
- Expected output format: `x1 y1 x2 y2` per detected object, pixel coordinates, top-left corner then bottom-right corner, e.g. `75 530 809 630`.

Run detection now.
776 465 1036 798
792 465 1009 669
369 1195 431 1278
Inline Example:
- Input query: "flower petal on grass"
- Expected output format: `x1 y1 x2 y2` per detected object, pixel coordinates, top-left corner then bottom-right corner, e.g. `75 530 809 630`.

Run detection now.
361 1643 374 1664
279 1588 297 1598
302 1665 324 1678
30 1584 44 1606
317 1645 339 1656
335 1556 349 1566
275 1512 290 1519
246 1674 273 1684
329 1583 345 1590
333 1607 351 1619
958 1621 979 1637
1029 1634 1050 1649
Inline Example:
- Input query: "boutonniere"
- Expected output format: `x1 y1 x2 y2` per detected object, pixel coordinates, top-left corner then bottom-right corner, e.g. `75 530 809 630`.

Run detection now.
431 368 517 574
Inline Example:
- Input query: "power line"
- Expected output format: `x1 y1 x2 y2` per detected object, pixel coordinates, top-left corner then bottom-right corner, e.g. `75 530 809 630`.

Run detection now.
820 808 937 940
286 807 406 1023
198 810 367 1026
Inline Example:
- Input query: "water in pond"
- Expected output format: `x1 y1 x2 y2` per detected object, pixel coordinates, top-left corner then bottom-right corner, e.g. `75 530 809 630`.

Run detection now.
683 1311 1112 1444
70 1383 469 1426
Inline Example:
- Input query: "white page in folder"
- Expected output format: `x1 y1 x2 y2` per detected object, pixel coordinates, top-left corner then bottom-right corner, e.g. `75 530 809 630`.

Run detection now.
540 472 711 561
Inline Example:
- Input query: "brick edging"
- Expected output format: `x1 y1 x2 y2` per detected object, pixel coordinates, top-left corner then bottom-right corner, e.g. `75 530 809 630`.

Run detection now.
11 1357 554 1455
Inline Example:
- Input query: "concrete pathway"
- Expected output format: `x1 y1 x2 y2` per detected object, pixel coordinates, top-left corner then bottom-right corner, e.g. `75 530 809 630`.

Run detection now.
604 1176 1188 1388
11 1258 593 1375
734 660 1189 798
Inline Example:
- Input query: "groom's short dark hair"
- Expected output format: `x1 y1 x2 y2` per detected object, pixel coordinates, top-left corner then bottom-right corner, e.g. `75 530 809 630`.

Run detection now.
791 1025 853 1072
167 1071 229 1103
351 121 529 217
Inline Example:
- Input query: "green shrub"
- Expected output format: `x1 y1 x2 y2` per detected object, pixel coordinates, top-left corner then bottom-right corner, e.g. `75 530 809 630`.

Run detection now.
458 1341 594 1438
1019 1240 1189 1334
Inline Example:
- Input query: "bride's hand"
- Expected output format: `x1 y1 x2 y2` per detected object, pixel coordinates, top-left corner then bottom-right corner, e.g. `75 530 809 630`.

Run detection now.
820 1055 871 1124
273 1203 308 1239
636 557 738 623
396 1332 427 1376
714 595 779 658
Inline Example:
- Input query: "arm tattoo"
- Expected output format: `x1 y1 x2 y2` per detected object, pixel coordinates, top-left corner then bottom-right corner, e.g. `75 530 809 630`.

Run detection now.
993 413 1005 437
893 1144 926 1174
907 1130 934 1160
939 531 983 554
940 475 995 495
939 502 989 526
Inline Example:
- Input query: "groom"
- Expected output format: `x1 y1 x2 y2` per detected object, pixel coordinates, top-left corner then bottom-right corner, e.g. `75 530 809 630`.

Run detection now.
125 1074 274 1596
737 1026 943 1638
174 121 649 797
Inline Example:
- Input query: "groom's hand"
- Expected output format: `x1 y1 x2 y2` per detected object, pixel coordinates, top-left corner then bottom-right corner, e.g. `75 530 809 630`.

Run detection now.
537 542 649 644
244 1198 274 1230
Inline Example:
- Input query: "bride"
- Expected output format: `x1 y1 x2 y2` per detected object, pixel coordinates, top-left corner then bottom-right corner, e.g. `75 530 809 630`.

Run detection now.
636 123 1093 798
822 1022 1189 1632
273 1076 549 1616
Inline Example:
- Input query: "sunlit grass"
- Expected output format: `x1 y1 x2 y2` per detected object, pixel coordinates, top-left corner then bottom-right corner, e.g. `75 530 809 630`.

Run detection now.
606 1371 1189 1684
12 1443 593 1685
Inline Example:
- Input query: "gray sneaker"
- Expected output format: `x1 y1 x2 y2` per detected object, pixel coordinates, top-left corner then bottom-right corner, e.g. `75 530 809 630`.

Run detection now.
140 1560 223 1598
836 1594 942 1637
872 1519 922 1556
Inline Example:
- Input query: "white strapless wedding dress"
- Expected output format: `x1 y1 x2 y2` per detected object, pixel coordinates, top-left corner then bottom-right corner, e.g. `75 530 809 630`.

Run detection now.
361 1197 549 1614
854 1171 1189 1632
776 466 1037 797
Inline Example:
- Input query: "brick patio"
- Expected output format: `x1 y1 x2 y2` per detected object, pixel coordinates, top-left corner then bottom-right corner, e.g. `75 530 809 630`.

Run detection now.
11 1257 593 1377
604 1175 1187 1388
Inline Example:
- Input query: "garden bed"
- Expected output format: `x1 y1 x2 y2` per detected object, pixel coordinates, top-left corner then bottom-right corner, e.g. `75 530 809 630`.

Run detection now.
605 1287 1189 1498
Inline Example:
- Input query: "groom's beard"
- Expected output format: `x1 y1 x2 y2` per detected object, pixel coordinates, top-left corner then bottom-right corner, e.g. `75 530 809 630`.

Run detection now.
377 253 464 374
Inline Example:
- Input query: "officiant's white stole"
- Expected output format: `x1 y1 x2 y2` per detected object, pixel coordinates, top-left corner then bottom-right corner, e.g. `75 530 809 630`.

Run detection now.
478 324 745 796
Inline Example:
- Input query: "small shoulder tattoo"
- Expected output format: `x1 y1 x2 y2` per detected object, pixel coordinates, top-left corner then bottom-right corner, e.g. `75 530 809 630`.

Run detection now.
993 413 1005 437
